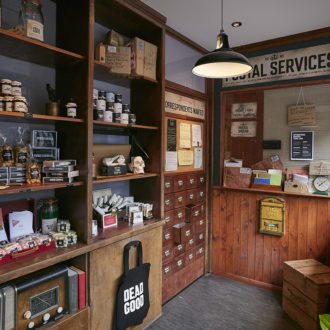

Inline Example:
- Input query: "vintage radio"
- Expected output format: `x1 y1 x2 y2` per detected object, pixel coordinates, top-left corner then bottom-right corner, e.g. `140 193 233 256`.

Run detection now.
0 265 68 330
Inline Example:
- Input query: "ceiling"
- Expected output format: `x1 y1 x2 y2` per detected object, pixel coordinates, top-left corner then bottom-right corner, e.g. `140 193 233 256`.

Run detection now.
143 0 330 51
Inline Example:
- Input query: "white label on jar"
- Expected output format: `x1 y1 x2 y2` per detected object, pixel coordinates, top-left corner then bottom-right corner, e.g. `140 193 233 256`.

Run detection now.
5 101 13 112
12 87 22 96
42 218 57 234
121 113 129 124
114 102 122 113
67 107 76 117
1 84 12 95
96 99 106 111
14 101 27 113
104 110 113 122
27 19 44 42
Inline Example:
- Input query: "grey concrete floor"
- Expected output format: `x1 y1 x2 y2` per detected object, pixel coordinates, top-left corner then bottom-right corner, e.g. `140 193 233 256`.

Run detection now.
147 275 302 330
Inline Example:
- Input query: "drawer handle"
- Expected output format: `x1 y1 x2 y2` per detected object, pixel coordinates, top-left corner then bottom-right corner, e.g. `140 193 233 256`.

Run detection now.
177 244 183 251
194 211 200 216
200 177 205 183
164 266 170 274
189 194 194 200
199 220 204 225
185 230 191 237
178 180 183 186
199 234 204 240
200 192 204 197
177 260 183 267
178 212 183 219
189 253 193 260
189 178 195 184
165 250 170 257
165 216 171 223
165 233 171 240
177 196 183 202
165 182 171 188
165 199 170 206
287 288 306 305
189 239 194 245
198 248 204 254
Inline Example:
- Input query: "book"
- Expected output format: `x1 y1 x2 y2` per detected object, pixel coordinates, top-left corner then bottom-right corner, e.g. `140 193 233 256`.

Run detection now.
45 170 79 178
70 266 86 309
67 268 78 314
43 177 74 184
42 165 75 172
43 160 76 167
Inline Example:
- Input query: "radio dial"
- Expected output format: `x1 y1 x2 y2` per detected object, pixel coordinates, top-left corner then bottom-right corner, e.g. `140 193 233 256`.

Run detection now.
28 321 35 329
24 310 32 319
57 306 64 314
43 313 51 322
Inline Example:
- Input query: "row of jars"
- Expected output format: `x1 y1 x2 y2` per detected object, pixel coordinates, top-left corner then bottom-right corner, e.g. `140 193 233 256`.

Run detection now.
0 79 28 113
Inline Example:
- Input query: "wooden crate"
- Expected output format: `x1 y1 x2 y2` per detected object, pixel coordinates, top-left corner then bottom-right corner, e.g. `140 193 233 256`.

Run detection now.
283 259 330 330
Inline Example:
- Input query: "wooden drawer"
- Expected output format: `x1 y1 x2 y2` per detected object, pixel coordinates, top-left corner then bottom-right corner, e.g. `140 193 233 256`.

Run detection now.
164 176 173 194
200 203 206 217
186 189 197 205
163 227 173 243
190 204 201 222
197 173 206 187
173 243 185 257
163 262 174 279
173 175 186 192
194 218 206 233
173 223 193 244
164 194 174 211
185 250 195 265
174 207 185 224
186 237 195 251
195 244 205 259
164 210 175 228
186 173 197 189
174 191 186 209
162 244 174 264
195 187 206 203
195 231 205 245
173 255 186 273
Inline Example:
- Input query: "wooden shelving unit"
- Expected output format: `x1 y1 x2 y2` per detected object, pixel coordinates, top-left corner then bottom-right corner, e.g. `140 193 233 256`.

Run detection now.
93 173 158 184
93 120 159 131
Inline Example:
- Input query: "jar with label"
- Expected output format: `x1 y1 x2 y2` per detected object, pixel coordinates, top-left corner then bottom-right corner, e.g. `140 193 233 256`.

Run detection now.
11 81 22 96
66 102 77 118
4 96 13 111
1 79 12 96
96 98 106 111
114 102 122 113
106 92 115 103
104 110 113 122
121 113 129 124
14 96 28 113
41 199 59 234
19 0 44 42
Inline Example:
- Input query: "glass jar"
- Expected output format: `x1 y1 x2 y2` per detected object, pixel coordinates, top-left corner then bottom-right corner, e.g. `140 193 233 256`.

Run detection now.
1 79 12 96
66 102 77 118
13 96 28 113
11 81 22 96
19 0 44 42
41 198 59 234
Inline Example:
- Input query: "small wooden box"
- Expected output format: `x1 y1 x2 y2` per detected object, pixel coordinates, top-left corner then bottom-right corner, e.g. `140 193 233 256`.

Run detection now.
283 259 330 330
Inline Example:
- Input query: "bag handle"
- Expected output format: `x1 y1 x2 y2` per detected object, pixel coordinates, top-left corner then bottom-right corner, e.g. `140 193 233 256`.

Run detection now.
123 240 143 276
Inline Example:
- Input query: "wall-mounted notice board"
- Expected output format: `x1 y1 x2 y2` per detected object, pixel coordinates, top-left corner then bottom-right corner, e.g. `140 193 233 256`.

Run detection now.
164 116 204 172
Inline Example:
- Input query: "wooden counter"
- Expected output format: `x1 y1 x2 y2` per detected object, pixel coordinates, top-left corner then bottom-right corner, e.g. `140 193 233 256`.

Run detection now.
212 186 330 290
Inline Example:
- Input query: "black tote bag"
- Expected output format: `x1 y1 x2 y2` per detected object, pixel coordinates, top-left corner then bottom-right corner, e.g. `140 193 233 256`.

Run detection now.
114 240 151 330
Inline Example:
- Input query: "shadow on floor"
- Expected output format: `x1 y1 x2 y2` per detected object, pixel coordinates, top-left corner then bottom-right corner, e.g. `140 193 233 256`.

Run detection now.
147 275 302 330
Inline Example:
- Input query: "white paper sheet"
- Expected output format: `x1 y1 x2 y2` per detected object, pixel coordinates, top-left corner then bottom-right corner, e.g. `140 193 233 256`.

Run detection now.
165 151 178 171
194 147 203 169
192 124 202 147
9 210 34 241
179 123 191 148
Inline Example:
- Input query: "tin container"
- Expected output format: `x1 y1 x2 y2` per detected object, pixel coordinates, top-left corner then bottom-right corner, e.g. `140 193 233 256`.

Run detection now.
106 92 115 103
104 110 113 122
114 113 121 123
129 113 136 124
121 113 129 124
93 88 98 100
98 90 106 100
95 109 104 120
97 99 106 111
46 102 60 116
122 104 130 114
0 97 3 111
115 93 122 103
114 102 122 113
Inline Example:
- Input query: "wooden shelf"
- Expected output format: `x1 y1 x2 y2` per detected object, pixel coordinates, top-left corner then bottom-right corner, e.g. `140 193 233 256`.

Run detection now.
0 181 83 196
0 111 84 124
93 173 158 184
0 28 84 68
94 61 158 86
0 242 89 285
93 120 159 131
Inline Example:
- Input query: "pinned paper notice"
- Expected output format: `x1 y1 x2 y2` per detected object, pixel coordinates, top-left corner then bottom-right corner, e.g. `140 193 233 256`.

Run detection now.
192 124 202 147
194 147 203 169
179 123 191 148
178 150 193 166
165 151 178 171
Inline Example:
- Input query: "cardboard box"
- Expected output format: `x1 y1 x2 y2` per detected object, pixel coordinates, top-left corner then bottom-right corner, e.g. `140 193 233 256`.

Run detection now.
223 167 252 188
144 40 157 80
309 161 330 175
131 37 145 76
95 43 106 63
284 180 308 194
101 164 127 176
105 46 131 75
104 29 120 46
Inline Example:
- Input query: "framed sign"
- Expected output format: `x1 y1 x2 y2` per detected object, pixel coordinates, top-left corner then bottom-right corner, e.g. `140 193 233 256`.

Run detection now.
290 131 314 160
287 104 316 126
231 121 257 137
231 102 257 119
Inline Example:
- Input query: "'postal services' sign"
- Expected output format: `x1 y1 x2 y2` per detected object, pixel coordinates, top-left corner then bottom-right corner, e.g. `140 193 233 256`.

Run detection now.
223 44 330 87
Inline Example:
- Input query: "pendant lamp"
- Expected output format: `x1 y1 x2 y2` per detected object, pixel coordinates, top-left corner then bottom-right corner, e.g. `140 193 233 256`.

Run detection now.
192 0 252 79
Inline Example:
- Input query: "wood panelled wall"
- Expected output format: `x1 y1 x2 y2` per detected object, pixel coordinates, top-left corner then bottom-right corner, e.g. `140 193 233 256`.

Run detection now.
212 187 330 289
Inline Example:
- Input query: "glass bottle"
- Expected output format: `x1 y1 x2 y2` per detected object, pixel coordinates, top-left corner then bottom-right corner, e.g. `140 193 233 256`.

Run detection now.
41 198 59 234
18 0 44 42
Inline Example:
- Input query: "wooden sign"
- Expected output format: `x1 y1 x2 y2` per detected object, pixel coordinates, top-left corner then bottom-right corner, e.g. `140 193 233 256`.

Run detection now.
259 197 285 236
231 121 256 137
231 102 257 119
223 44 330 87
165 91 205 120
287 104 316 126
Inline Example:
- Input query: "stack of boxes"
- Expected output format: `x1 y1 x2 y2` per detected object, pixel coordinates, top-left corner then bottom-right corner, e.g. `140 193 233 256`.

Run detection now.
31 130 59 164
42 160 79 184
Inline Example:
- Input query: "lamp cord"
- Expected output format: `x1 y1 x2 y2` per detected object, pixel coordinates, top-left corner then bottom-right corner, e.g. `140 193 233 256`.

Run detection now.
221 0 224 32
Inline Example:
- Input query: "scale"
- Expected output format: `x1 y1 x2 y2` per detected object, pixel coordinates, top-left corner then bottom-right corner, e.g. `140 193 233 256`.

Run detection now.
312 176 330 195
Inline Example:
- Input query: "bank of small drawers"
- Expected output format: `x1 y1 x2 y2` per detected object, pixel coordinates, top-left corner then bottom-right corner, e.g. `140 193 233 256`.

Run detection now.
162 172 206 279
